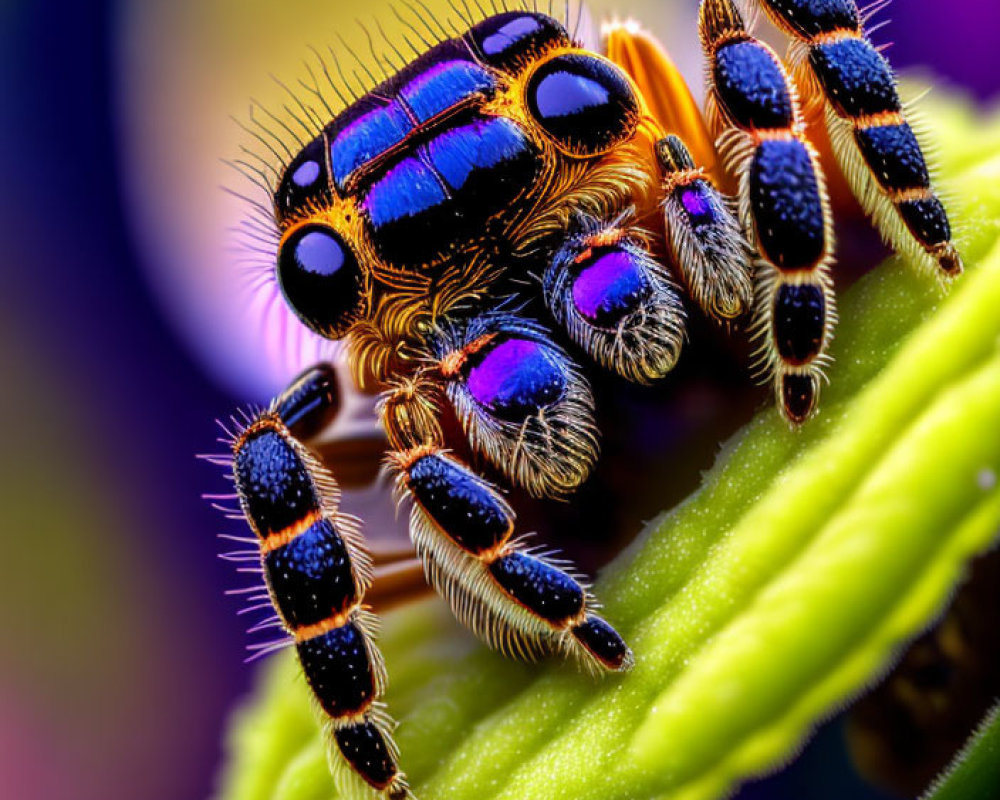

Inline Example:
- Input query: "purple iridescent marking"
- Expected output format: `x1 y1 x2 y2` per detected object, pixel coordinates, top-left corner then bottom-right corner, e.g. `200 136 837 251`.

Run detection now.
291 160 321 187
678 182 717 228
572 249 651 327
465 337 565 422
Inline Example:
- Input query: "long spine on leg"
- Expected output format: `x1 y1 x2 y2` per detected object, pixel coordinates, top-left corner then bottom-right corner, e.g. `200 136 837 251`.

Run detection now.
757 0 962 276
700 0 837 423
229 367 412 800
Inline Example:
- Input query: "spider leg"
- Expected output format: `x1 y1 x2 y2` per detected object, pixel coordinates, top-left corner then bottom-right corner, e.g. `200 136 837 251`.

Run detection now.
225 363 413 799
754 0 962 277
379 362 633 674
284 362 428 605
700 0 837 423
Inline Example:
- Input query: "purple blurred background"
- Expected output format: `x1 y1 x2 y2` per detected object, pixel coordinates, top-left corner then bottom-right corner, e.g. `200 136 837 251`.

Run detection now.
0 2 996 800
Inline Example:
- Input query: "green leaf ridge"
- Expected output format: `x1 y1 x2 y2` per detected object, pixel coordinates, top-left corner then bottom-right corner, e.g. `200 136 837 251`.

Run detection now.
923 699 1000 800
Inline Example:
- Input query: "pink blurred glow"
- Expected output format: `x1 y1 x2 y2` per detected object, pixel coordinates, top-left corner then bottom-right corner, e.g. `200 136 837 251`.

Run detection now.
0 683 72 800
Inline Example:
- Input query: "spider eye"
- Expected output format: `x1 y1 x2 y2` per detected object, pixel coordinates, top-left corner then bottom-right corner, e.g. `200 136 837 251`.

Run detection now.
467 12 570 70
526 54 639 156
275 134 331 224
276 225 364 338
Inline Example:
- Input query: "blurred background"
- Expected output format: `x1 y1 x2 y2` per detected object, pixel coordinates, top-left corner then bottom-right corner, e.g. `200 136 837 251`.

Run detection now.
0 2 997 799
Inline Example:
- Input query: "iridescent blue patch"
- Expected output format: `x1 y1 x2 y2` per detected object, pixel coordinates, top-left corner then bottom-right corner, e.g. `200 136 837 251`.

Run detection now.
427 117 531 191
466 337 566 422
399 60 495 123
360 115 538 264
362 157 447 229
330 102 412 188
572 249 651 328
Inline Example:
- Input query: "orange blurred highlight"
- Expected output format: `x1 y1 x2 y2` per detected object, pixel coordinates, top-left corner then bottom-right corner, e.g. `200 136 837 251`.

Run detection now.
604 21 722 186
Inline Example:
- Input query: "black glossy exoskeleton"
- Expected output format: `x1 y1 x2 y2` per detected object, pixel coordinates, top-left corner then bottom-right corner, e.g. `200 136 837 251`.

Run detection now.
210 2 961 796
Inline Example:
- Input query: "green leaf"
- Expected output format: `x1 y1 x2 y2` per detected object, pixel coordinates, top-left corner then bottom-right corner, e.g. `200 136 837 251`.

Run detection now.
923 700 1000 800
216 93 1000 800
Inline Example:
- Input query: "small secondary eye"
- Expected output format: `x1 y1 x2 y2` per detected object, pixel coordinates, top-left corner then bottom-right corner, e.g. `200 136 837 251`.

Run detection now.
291 160 321 187
274 134 331 223
466 12 570 70
276 224 363 338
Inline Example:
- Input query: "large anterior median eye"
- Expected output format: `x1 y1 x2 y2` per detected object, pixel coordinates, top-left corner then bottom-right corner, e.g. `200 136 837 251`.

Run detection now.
525 53 640 157
276 224 364 338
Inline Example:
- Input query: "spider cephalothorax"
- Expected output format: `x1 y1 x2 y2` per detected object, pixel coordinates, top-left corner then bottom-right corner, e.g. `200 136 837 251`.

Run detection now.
212 2 961 796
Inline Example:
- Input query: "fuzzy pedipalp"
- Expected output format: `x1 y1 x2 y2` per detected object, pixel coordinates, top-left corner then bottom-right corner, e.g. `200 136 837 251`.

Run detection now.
427 311 600 499
544 211 687 384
